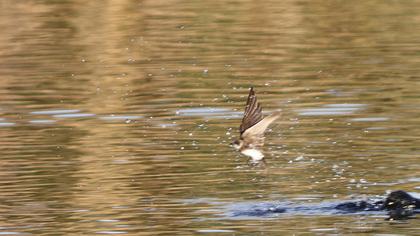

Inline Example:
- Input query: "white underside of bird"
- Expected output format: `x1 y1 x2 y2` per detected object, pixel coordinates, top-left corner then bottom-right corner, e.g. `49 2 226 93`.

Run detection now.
241 148 264 161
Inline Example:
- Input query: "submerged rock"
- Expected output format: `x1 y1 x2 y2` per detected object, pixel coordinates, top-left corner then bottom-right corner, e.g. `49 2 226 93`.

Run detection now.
228 190 419 220
383 190 420 220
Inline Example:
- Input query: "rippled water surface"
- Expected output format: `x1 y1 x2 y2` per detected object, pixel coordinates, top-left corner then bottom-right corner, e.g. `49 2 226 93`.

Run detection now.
1 0 420 235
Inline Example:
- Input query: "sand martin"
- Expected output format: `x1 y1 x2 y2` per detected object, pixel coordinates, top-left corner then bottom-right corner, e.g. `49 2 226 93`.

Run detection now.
232 87 280 161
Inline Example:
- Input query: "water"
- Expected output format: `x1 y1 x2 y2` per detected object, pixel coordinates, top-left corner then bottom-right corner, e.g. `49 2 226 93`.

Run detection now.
0 0 420 235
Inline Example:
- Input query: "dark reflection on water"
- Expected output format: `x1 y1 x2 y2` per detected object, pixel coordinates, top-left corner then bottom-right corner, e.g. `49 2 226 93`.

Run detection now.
0 0 420 235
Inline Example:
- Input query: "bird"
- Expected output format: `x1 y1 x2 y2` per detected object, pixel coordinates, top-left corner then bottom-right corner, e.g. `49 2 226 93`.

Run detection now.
231 87 280 161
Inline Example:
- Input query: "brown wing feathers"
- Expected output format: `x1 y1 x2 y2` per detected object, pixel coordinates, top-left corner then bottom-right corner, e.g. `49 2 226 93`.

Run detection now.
239 87 263 134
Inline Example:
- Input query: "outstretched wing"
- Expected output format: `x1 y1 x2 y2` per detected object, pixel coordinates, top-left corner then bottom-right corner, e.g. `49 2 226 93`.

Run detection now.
239 87 263 134
241 112 281 148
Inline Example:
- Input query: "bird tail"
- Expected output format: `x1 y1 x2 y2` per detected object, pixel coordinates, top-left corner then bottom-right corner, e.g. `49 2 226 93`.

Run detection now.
261 111 281 131
267 110 281 121
244 110 281 136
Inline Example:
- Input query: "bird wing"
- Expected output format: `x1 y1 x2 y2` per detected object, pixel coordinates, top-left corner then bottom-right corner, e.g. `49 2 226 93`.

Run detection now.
241 112 281 148
239 87 263 135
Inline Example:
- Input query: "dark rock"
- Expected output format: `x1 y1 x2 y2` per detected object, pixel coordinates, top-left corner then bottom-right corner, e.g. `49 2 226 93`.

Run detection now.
229 190 419 220
383 190 420 220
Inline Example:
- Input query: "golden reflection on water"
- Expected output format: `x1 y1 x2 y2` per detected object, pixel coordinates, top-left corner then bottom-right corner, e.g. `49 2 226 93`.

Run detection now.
0 0 420 235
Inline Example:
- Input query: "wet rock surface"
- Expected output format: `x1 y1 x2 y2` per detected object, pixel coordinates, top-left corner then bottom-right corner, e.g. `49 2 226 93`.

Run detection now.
227 191 419 220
